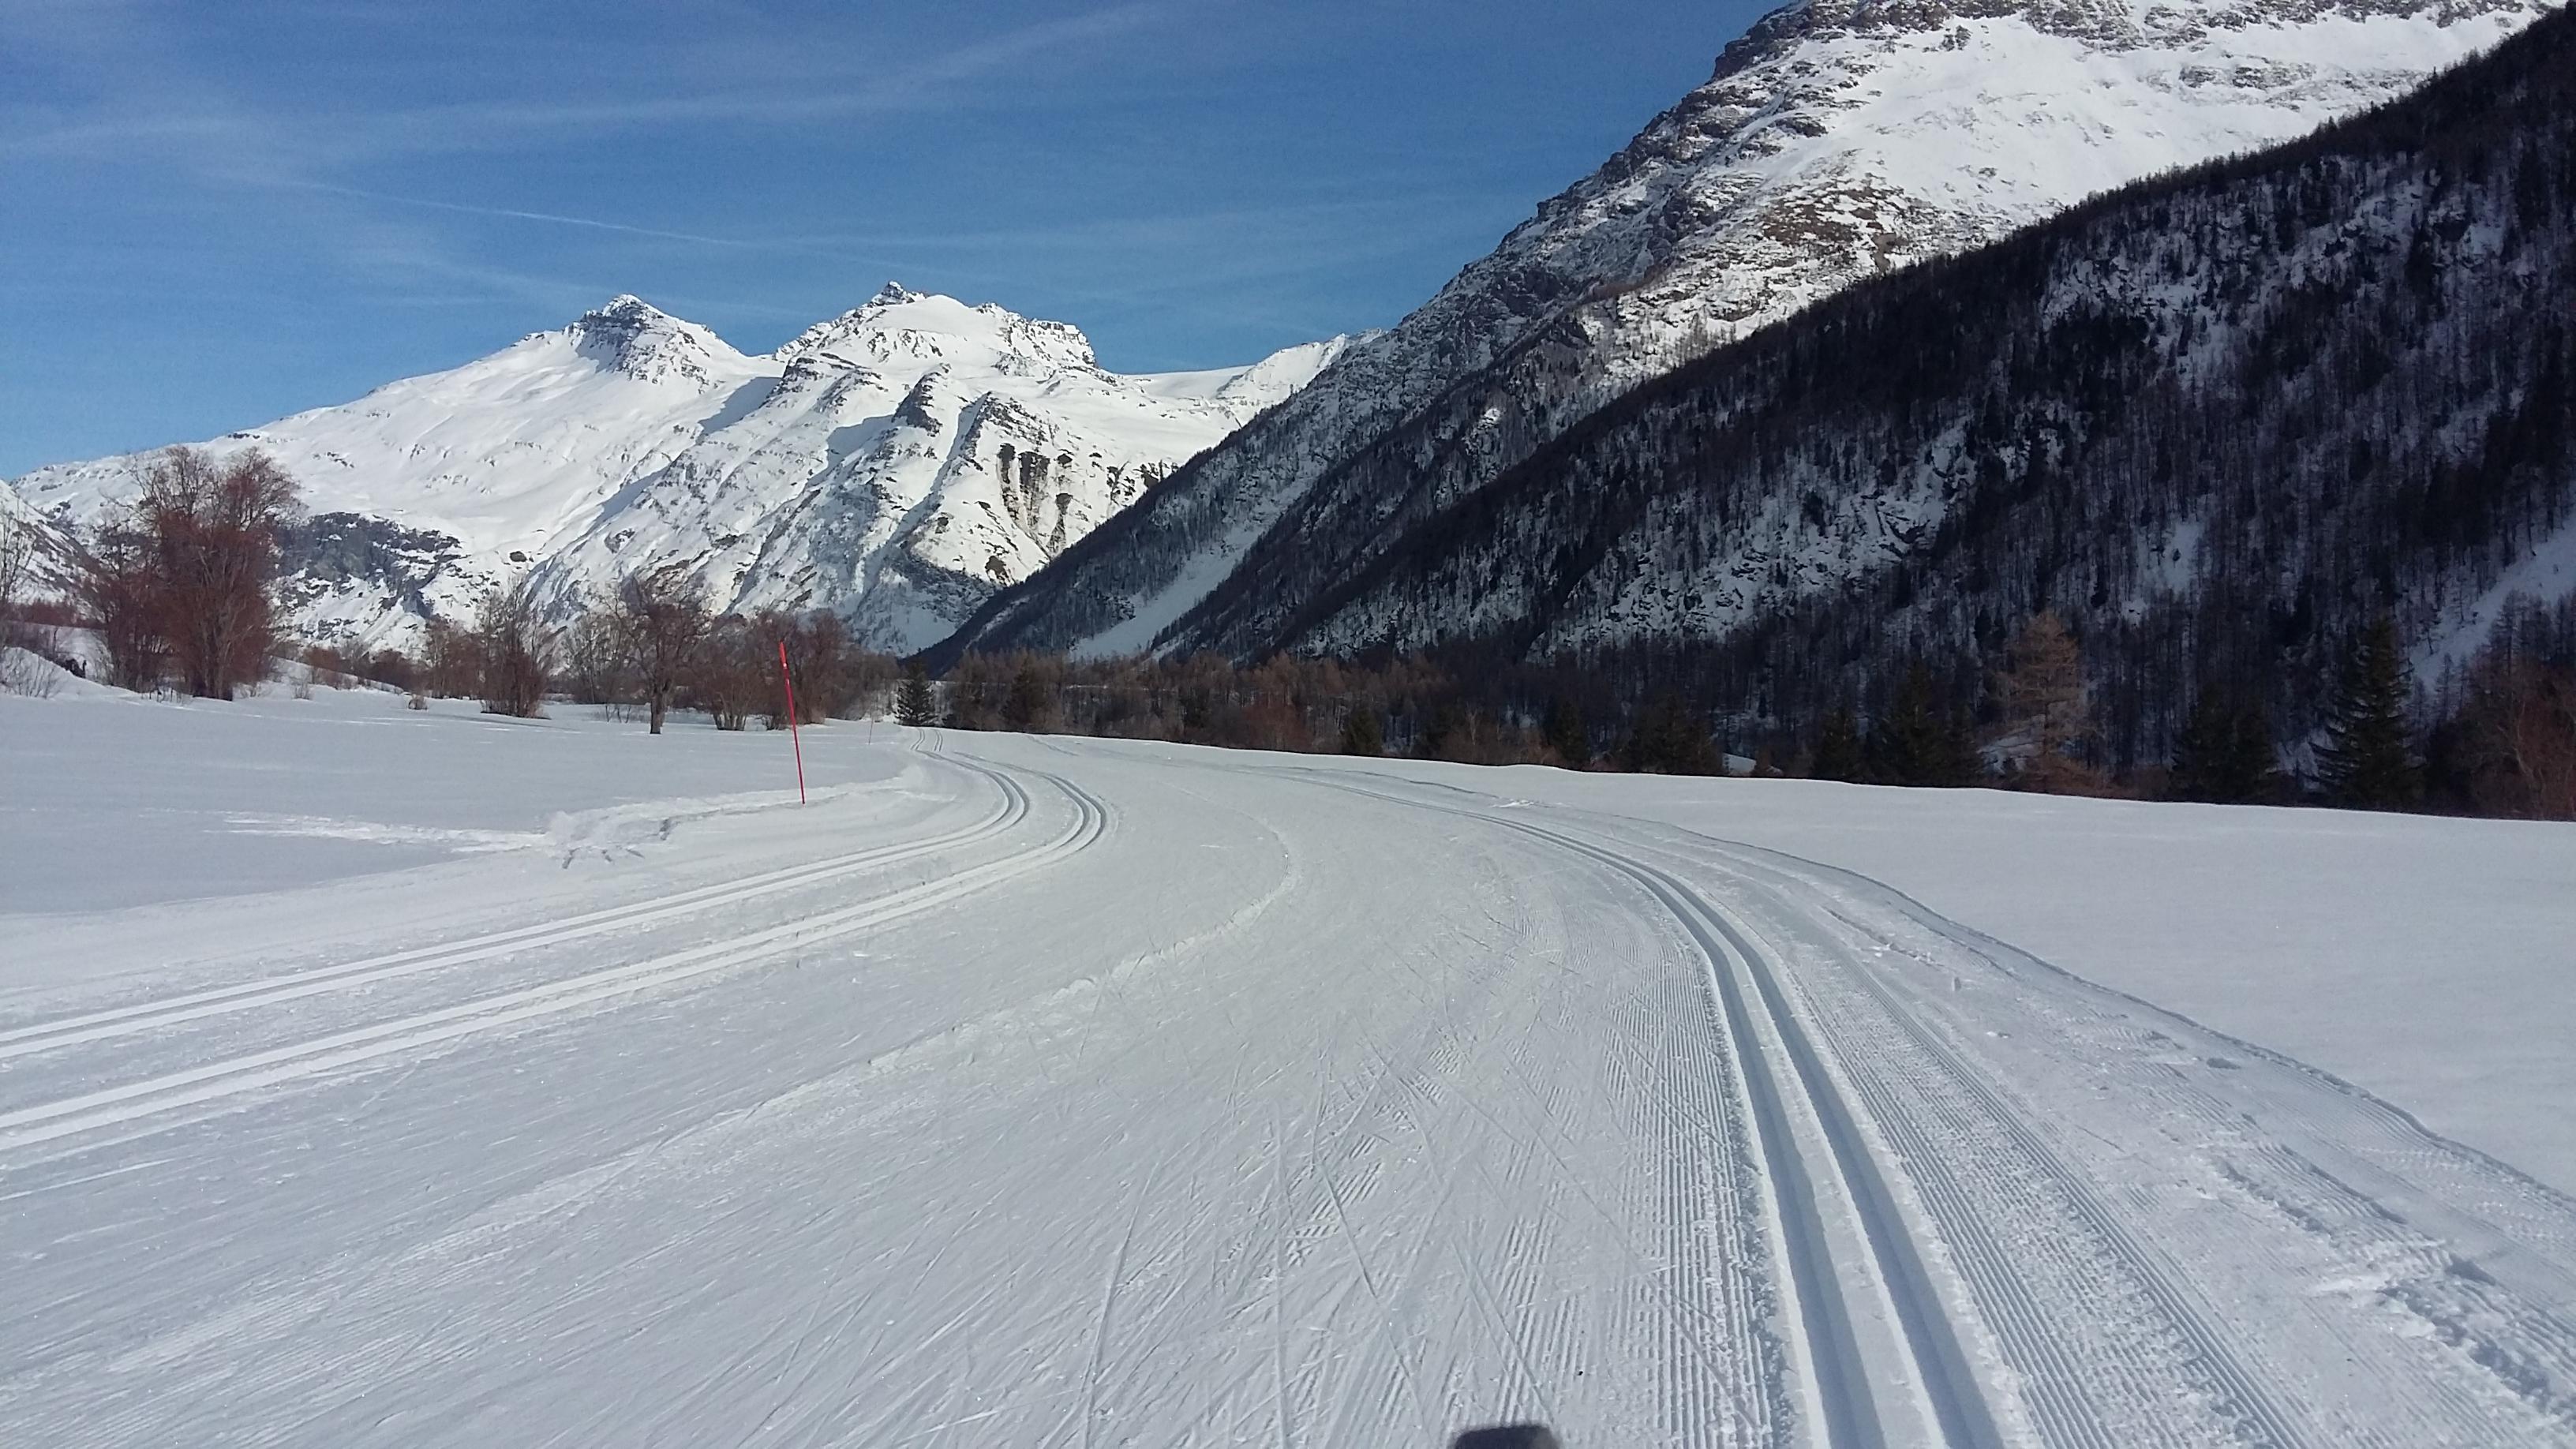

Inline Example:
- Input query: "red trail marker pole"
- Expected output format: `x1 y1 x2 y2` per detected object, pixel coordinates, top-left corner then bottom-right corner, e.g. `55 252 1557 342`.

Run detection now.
777 638 807 805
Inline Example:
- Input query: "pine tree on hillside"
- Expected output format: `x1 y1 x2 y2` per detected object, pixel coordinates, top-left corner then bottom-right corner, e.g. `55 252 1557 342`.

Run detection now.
1542 695 1589 767
2170 685 2280 803
1002 659 1052 733
1810 706 1864 781
1943 707 1988 788
2316 615 2421 807
1339 706 1384 757
895 661 938 726
1870 663 1976 787
1619 693 1720 775
1421 699 1468 759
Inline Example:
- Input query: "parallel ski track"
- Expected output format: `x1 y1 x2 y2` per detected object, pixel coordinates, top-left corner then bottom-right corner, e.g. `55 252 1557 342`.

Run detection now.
1290 772 2003 1449
1690 841 2318 1449
1496 817 2007 1449
0 766 1110 1156
1294 766 2349 1447
0 753 1031 1065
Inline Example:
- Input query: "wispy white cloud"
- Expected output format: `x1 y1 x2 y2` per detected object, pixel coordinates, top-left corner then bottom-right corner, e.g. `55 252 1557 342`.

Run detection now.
1 2 1169 166
0 1 1192 320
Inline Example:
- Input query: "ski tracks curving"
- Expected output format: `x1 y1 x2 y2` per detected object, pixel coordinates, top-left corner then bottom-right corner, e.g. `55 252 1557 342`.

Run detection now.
1288 769 2576 1447
0 759 1111 1158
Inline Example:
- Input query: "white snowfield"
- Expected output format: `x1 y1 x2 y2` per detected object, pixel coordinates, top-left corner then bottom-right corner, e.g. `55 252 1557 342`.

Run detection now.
4 689 2574 1446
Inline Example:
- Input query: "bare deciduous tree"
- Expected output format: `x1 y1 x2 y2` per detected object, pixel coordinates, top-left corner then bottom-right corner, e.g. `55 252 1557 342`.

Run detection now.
560 601 637 715
616 564 710 734
474 575 556 717
0 512 28 627
687 616 766 732
757 609 868 727
78 519 168 691
69 447 301 698
1997 611 2103 792
421 617 481 698
2469 656 2576 819
137 447 301 699
0 511 47 695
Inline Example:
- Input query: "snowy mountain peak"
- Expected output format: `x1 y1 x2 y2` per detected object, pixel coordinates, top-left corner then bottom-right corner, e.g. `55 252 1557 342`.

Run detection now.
774 288 1098 378
564 294 741 388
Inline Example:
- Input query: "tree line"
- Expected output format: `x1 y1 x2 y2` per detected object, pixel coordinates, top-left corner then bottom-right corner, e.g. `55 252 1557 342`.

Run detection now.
910 594 2576 819
332 570 905 732
21 445 906 731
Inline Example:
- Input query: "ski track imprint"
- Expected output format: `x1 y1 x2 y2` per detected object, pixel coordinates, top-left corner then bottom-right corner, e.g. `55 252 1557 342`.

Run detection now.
0 756 1110 1157
1276 767 2576 1448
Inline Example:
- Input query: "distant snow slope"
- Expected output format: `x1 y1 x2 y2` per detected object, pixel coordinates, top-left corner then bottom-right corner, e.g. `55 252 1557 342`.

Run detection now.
7 286 1354 652
3 702 2573 1445
938 0 2559 663
0 481 77 601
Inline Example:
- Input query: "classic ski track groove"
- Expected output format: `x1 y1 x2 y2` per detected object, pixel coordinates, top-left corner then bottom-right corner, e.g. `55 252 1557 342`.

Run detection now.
0 751 1032 1063
0 766 1110 1155
1290 767 2505 1447
1287 772 2008 1448
1720 833 2576 1444
1496 818 2009 1449
1693 842 2319 1449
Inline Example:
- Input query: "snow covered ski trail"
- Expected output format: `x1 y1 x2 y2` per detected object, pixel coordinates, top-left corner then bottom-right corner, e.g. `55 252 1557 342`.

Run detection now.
1285 763 2576 1447
0 758 1108 1155
4 734 2570 1447
0 756 1035 1064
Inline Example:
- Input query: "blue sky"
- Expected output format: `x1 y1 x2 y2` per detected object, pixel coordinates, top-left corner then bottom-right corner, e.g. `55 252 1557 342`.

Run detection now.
0 1 1768 476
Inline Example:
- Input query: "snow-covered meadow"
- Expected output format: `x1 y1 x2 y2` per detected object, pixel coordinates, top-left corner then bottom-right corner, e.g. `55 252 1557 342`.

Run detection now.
3 676 2572 1445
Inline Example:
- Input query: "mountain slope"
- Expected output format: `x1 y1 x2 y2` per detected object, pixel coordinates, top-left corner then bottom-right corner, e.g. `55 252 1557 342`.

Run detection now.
0 484 79 604
934 0 2555 665
1268 3 2576 763
9 288 1351 652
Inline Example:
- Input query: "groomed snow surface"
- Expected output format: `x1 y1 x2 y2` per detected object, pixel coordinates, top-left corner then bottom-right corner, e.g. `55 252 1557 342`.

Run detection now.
3 683 2573 1447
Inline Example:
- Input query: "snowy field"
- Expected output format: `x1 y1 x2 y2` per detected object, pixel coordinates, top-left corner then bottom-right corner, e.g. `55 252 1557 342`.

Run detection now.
3 680 2574 1447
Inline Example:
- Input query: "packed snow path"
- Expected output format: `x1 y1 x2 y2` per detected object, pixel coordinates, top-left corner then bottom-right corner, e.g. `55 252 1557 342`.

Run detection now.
4 733 2573 1447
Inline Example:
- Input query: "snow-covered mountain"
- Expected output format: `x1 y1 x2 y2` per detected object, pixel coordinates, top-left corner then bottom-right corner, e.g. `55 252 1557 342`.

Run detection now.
936 0 2559 664
7 287 1355 651
0 483 79 602
1244 3 2576 763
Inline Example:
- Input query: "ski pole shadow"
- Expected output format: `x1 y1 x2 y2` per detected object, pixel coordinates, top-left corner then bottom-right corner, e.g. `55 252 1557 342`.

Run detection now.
1450 1427 1559 1449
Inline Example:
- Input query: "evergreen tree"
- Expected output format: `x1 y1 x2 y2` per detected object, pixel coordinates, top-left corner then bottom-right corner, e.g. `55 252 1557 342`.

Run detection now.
1619 692 1720 774
1810 706 1864 781
1541 695 1589 766
2169 685 2279 802
1421 699 1467 759
1002 659 1052 732
1339 706 1383 757
1870 663 1958 786
894 661 937 726
2316 615 2421 807
1941 708 1988 788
